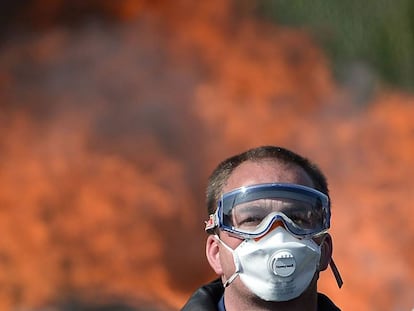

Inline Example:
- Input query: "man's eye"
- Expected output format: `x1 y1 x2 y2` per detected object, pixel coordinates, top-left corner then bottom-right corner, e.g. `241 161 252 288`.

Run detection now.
290 213 312 227
237 216 264 227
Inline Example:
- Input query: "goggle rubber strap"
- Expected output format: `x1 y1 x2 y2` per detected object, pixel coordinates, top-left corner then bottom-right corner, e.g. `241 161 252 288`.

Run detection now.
205 214 217 232
330 257 343 288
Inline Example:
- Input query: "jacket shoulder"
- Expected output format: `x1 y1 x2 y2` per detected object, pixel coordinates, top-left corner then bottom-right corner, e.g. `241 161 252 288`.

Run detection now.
180 279 224 311
318 293 341 311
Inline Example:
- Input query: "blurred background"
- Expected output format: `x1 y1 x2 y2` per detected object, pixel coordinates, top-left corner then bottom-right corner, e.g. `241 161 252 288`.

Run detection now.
1 0 414 310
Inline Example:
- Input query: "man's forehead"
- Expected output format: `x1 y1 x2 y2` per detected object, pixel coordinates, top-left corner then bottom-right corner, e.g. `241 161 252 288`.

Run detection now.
223 160 314 194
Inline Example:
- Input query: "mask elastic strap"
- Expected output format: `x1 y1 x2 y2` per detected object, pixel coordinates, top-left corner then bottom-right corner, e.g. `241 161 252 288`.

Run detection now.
223 271 239 288
330 257 343 288
214 235 241 288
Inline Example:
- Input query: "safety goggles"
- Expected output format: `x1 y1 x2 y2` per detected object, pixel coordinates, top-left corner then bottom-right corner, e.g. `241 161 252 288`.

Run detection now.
205 183 331 239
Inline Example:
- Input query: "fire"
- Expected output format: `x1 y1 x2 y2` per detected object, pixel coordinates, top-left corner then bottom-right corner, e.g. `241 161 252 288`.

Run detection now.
1 1 414 310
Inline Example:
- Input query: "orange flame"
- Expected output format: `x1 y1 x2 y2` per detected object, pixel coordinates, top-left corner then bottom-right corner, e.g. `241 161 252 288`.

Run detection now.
1 1 414 310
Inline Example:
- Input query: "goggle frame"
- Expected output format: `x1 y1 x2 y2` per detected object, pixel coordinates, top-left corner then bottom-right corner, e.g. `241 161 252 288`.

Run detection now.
205 183 331 239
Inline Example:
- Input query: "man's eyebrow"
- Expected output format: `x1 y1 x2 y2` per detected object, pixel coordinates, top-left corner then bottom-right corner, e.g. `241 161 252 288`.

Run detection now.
235 199 286 211
233 203 262 212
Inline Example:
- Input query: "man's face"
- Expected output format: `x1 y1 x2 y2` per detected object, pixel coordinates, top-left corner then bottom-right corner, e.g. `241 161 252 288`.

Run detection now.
216 159 315 296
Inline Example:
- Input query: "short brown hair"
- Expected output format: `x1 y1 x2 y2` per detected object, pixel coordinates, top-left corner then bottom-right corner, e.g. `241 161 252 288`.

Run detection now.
206 146 329 216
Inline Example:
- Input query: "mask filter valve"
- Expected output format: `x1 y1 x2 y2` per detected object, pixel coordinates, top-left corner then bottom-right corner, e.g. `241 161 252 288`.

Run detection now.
270 251 296 277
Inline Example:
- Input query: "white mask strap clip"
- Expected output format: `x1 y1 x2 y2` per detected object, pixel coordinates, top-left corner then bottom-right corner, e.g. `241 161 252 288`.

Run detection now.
223 271 239 288
214 235 241 288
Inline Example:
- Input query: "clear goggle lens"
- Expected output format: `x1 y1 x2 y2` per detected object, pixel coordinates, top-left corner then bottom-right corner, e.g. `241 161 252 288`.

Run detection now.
206 183 330 238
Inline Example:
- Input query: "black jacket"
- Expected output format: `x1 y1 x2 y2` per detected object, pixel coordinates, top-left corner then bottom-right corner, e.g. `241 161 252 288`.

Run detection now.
181 279 340 311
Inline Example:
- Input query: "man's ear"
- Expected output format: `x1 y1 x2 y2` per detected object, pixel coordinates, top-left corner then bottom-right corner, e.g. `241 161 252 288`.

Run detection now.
319 233 333 271
206 234 223 275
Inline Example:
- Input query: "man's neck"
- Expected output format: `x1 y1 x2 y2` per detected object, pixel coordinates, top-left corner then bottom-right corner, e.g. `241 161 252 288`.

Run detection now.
223 279 319 311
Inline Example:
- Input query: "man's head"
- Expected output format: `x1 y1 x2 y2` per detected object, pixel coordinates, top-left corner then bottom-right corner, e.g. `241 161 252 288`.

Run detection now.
204 146 341 307
206 146 329 217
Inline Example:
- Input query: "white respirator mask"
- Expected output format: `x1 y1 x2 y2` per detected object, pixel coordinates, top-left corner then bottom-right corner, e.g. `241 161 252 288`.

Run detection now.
207 183 343 301
216 226 322 302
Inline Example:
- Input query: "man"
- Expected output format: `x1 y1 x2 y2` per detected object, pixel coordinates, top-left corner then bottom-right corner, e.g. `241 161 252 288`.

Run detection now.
181 146 342 311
